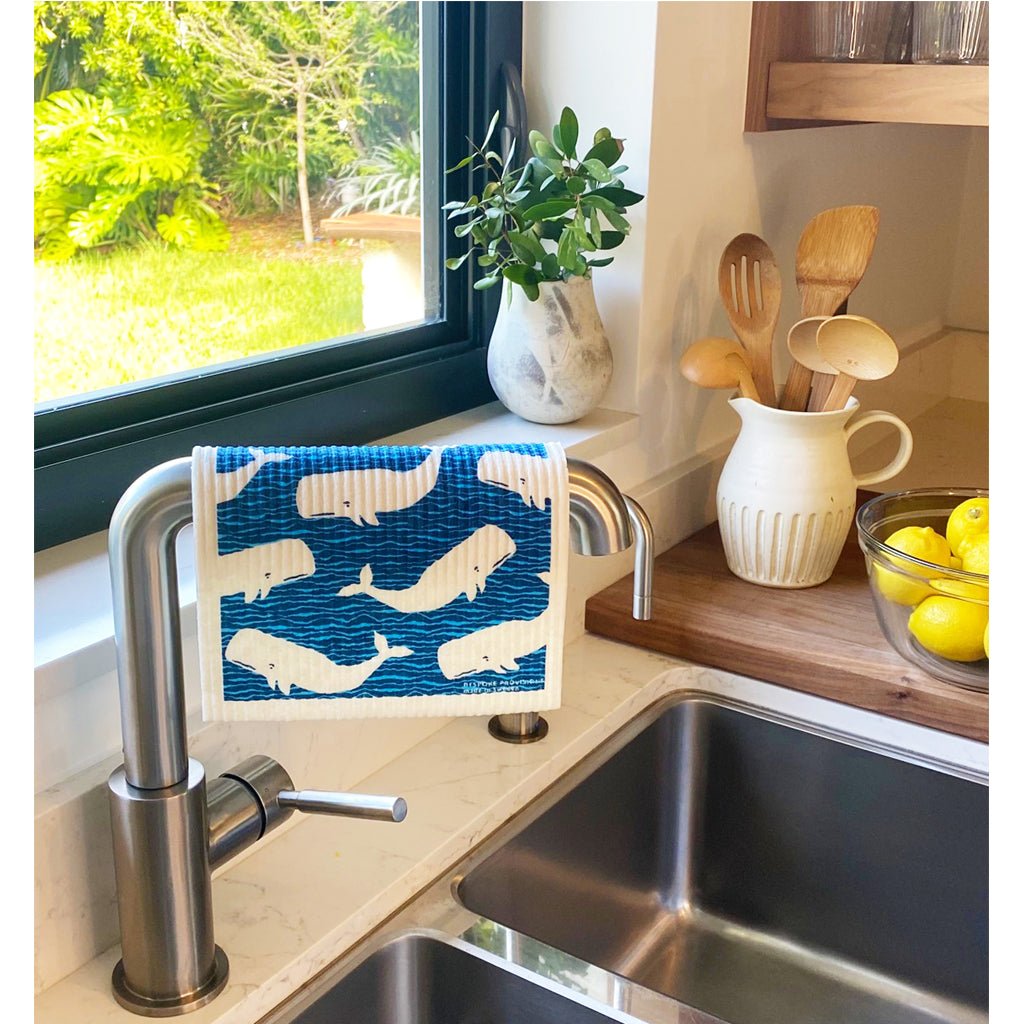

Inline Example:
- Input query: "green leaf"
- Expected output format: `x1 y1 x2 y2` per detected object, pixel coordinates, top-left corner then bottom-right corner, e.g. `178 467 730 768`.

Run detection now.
502 263 538 286
473 274 501 290
588 256 615 268
481 109 501 150
477 253 498 267
541 252 560 279
445 252 471 270
576 225 597 253
587 185 645 207
501 138 518 174
537 217 572 241
597 230 626 250
551 124 565 155
566 176 586 196
582 159 612 183
557 227 578 271
508 230 547 265
522 198 576 223
522 279 540 302
603 208 631 234
453 221 478 237
593 127 613 145
558 107 579 158
582 136 624 167
529 130 559 162
446 153 475 173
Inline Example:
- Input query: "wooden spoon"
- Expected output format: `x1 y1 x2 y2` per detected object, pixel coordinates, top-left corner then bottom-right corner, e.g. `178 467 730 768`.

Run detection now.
779 205 880 411
718 234 781 407
679 337 762 403
786 316 837 411
815 315 898 412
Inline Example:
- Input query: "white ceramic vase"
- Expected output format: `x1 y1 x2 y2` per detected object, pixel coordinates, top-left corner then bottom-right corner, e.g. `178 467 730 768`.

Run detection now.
487 276 613 424
716 397 914 588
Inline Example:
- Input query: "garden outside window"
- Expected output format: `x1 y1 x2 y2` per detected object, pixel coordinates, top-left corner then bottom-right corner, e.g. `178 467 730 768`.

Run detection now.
34 0 522 550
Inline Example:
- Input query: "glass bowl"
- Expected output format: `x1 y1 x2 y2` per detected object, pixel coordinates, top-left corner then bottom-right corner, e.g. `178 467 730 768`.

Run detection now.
856 488 988 691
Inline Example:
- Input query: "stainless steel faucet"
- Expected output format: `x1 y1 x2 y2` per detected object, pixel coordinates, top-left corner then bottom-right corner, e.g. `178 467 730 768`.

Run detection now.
106 458 408 1017
487 458 654 744
104 453 653 1014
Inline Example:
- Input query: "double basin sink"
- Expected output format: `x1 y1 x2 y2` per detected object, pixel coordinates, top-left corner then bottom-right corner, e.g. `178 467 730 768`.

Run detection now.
270 695 988 1024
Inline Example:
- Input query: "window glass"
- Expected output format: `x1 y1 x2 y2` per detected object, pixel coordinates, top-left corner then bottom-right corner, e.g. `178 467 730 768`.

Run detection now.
34 0 436 406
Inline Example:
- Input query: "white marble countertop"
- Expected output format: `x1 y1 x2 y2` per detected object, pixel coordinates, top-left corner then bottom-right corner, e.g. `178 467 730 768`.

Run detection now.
35 633 988 1024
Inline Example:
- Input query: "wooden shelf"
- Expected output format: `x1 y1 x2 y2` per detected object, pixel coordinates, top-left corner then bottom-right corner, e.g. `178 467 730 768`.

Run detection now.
767 62 988 127
745 2 989 132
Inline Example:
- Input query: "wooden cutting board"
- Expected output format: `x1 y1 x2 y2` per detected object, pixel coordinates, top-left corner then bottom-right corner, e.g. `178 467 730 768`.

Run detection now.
584 521 988 742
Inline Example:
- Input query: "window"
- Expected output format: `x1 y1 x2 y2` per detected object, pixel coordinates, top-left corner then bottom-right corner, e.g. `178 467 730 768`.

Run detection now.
34 1 523 550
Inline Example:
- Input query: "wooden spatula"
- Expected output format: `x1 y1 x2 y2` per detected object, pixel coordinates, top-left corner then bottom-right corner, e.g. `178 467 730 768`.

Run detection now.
779 205 880 410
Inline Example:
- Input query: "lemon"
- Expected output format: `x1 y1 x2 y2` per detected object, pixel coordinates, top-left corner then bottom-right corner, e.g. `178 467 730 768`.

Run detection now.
950 555 963 570
908 596 988 662
945 497 989 558
984 622 989 659
875 526 952 606
930 578 989 602
959 533 989 576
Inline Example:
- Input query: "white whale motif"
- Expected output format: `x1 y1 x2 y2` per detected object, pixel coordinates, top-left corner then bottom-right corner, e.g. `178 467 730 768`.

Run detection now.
337 525 516 613
295 448 443 525
476 451 555 510
437 607 550 680
216 538 316 603
225 629 412 696
215 448 291 504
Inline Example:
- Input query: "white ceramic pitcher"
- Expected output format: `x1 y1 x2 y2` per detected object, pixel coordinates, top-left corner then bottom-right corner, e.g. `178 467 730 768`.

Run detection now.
717 397 913 588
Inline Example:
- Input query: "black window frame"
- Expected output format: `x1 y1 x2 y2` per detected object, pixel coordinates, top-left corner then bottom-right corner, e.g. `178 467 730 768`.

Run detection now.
33 0 522 551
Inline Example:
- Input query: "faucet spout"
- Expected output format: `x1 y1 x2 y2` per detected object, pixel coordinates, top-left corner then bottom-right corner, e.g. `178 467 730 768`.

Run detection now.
566 458 654 620
108 457 193 790
566 458 633 556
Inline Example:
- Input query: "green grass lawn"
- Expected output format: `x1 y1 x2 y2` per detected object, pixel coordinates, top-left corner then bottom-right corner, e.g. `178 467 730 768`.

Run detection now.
34 238 364 404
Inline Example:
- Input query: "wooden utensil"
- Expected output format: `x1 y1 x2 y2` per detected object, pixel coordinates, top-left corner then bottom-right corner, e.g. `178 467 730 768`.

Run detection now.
717 234 782 407
779 205 880 411
679 337 762 403
786 316 836 411
815 315 898 412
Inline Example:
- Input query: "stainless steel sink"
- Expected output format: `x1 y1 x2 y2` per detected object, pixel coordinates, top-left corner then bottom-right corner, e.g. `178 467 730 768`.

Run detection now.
456 697 988 1024
271 931 645 1024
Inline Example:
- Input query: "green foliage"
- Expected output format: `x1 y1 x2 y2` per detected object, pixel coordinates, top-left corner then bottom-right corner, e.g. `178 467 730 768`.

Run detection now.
348 2 421 148
443 107 644 301
34 1 206 103
326 133 421 216
34 87 228 259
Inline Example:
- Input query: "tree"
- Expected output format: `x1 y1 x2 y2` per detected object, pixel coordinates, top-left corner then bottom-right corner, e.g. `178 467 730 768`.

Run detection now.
185 1 394 245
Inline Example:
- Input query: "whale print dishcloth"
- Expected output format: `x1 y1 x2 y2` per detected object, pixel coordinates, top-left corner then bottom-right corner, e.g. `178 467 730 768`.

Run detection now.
192 443 568 722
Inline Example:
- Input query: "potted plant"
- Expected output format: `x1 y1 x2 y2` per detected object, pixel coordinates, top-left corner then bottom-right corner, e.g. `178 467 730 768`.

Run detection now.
444 107 644 424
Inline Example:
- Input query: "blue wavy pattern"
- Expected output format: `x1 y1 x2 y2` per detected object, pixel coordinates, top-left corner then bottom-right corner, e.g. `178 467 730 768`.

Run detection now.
213 445 553 702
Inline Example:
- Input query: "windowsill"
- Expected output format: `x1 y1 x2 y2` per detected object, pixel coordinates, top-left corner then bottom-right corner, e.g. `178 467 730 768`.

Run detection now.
33 402 639 700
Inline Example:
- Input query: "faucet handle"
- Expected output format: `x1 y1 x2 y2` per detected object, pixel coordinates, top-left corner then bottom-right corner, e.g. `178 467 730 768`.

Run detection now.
277 789 407 822
208 755 407 870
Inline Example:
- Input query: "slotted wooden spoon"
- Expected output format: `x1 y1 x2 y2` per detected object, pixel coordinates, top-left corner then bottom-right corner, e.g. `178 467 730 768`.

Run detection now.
779 205 880 411
679 337 762 403
718 234 781 407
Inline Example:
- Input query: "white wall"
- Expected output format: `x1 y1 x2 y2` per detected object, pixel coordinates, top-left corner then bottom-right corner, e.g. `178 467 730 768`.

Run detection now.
524 0 987 500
